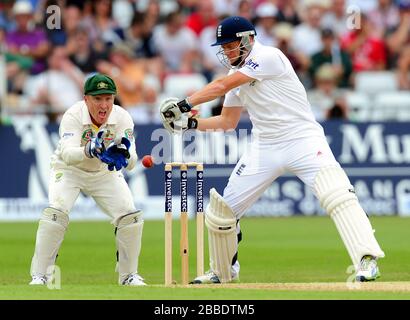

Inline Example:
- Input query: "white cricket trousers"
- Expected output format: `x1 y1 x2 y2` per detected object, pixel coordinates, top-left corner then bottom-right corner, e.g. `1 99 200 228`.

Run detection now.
48 166 137 222
223 135 339 218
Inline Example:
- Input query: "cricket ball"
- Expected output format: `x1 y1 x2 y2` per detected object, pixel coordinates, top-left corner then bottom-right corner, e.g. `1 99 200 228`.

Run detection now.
142 155 154 168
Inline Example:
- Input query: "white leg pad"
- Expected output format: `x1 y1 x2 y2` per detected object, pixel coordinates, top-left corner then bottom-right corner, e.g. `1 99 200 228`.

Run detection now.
315 166 385 267
115 211 144 284
30 208 69 277
205 188 237 283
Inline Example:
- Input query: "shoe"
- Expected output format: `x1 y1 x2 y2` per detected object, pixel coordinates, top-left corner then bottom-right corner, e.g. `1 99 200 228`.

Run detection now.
190 270 239 284
121 273 147 286
356 255 381 282
29 275 48 285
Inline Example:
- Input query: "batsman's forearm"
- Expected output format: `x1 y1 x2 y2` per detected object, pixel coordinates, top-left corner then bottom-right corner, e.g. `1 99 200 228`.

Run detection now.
188 79 227 106
197 116 234 131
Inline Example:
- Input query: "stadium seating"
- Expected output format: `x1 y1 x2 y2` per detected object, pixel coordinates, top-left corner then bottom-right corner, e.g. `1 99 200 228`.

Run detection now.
373 92 410 121
355 71 398 96
346 91 372 121
350 71 410 121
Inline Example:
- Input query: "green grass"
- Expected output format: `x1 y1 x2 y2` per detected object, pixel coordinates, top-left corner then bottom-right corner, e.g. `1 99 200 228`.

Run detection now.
0 216 410 300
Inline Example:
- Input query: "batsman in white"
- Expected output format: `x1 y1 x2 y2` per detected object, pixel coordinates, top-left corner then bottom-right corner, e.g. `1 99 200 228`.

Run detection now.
160 16 384 284
30 74 146 286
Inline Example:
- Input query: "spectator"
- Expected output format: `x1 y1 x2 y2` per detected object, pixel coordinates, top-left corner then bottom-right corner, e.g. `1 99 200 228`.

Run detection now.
112 0 135 29
346 0 378 13
309 28 353 87
200 14 229 81
276 0 301 26
307 63 348 121
368 0 400 38
237 0 253 21
122 11 157 59
291 1 326 57
81 0 122 47
397 44 410 89
143 0 160 31
212 0 241 17
6 0 50 75
386 0 410 59
26 46 84 117
152 10 199 74
133 74 162 124
66 25 108 74
0 1 15 32
96 43 145 110
65 0 86 9
47 4 83 46
177 0 197 14
186 0 218 37
1 25 33 96
275 22 305 70
321 0 350 37
254 2 278 47
341 13 387 72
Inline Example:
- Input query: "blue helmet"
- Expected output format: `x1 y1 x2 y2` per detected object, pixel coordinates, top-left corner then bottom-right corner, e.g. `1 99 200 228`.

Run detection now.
211 16 257 47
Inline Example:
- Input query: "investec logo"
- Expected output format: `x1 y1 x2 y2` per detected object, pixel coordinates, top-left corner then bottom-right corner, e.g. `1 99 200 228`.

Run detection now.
181 171 188 212
165 171 172 212
196 171 203 212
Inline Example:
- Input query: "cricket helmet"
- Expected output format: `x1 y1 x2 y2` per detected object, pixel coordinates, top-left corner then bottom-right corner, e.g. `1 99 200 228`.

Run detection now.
211 16 257 68
211 16 257 46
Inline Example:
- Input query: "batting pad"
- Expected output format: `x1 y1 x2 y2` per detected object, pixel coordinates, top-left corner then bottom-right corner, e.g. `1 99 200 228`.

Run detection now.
30 207 69 277
205 188 237 283
115 211 144 284
315 166 385 267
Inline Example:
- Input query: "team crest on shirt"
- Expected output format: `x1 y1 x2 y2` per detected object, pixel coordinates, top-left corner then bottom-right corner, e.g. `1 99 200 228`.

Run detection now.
124 128 134 140
82 128 93 142
245 58 259 70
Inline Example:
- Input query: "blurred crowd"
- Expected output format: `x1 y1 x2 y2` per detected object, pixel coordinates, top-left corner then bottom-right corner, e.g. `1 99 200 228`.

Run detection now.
0 0 410 123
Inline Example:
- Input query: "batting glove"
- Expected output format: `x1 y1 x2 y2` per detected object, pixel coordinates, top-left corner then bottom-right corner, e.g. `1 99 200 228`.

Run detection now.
160 97 193 123
162 114 198 134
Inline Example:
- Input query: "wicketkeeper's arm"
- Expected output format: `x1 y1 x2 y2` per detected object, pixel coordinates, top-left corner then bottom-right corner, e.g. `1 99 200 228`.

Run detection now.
59 113 87 165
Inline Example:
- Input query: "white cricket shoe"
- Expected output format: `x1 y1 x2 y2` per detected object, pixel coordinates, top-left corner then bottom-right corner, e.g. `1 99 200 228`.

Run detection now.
121 273 147 286
29 275 48 285
190 270 239 284
356 255 381 282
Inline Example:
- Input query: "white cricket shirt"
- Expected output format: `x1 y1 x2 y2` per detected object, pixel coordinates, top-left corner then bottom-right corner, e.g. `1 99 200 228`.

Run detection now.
224 41 325 143
51 100 138 172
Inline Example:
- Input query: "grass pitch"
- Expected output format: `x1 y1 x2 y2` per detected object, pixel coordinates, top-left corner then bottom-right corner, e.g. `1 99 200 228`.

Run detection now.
0 216 409 300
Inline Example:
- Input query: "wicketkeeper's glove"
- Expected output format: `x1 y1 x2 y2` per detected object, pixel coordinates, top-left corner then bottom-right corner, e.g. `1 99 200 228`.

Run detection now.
104 137 131 171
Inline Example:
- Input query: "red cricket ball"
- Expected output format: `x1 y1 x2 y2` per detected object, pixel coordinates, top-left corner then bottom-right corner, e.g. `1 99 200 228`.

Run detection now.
142 155 154 168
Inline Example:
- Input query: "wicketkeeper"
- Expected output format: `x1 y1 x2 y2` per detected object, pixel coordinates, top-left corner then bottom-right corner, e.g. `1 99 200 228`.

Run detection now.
30 74 146 286
160 16 385 284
